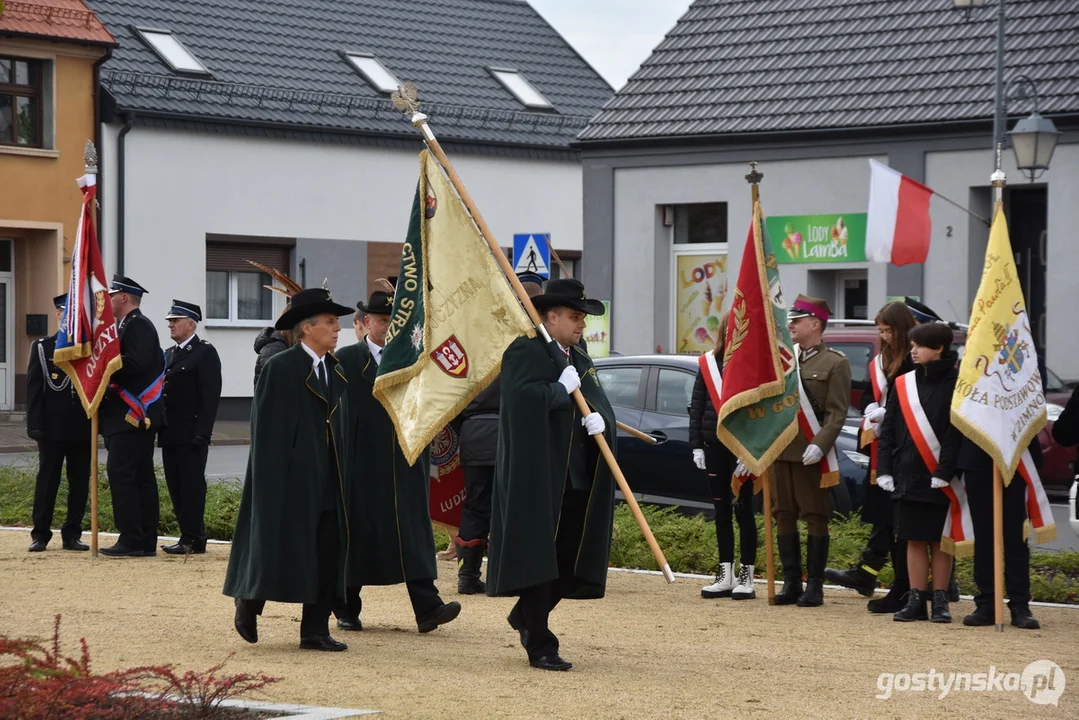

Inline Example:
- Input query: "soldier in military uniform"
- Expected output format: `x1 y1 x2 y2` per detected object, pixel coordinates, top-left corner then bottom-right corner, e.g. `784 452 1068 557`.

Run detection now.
99 275 166 557
158 300 222 555
26 294 92 552
772 295 851 607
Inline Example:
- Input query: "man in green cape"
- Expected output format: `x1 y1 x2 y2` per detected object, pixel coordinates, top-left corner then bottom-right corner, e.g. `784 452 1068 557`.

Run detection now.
487 278 617 672
223 288 355 652
332 290 461 634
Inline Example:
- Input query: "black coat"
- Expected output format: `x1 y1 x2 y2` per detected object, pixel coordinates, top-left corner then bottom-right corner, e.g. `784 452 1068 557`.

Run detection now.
158 335 222 446
457 377 500 467
688 353 720 449
1052 390 1079 448
26 335 91 442
98 308 166 437
253 327 288 389
878 352 960 505
859 354 914 526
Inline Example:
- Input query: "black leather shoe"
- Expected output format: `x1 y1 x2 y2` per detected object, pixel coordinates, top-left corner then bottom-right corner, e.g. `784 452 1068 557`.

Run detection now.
336 616 363 631
962 605 994 627
234 599 258 643
1010 607 1040 630
62 539 89 551
824 565 877 597
300 635 348 651
507 611 529 649
797 579 824 607
930 589 952 623
161 541 206 555
28 539 48 552
774 533 802 605
529 654 572 671
867 583 910 613
893 589 929 622
100 544 145 557
417 601 461 633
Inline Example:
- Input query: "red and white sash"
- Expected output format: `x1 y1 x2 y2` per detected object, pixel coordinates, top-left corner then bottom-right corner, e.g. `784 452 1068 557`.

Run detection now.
861 355 888 484
794 345 840 488
698 351 723 413
1017 451 1057 544
894 371 974 556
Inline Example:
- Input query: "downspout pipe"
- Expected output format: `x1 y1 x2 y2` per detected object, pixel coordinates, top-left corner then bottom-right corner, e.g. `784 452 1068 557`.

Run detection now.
91 50 111 261
116 110 135 275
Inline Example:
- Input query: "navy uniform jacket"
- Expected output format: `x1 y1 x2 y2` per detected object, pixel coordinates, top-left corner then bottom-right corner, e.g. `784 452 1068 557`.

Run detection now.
26 335 91 442
158 334 222 446
99 308 166 437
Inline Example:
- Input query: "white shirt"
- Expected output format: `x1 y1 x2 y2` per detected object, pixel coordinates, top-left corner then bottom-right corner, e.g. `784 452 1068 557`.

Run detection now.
176 334 196 351
299 340 327 377
366 336 384 366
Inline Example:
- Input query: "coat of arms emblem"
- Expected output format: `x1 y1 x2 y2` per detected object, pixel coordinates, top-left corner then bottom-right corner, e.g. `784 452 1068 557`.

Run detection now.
431 334 468 378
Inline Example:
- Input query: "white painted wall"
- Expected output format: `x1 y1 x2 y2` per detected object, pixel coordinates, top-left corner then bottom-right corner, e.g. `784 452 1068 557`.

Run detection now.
99 125 584 397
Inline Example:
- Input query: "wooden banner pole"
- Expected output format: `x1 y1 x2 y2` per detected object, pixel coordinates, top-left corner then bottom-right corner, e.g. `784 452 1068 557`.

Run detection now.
403 107 674 583
761 469 776 604
90 411 99 557
993 464 1004 631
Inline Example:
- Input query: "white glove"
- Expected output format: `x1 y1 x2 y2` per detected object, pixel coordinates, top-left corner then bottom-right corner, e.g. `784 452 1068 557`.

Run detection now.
557 365 581 394
692 449 706 470
581 412 605 436
734 459 751 477
931 477 949 490
864 403 886 424
877 475 895 492
802 444 824 466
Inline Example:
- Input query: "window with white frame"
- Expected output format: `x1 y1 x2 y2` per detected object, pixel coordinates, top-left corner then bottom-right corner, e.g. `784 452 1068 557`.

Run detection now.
205 238 292 325
344 52 399 93
135 28 211 75
489 68 552 110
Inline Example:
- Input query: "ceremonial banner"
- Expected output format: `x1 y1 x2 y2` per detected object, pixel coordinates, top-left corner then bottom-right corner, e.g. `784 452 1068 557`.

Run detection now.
54 173 122 415
716 203 799 475
374 150 535 464
951 205 1047 481
429 425 466 528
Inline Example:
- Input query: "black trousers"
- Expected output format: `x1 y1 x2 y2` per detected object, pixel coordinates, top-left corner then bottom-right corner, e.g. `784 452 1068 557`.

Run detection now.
459 464 494 542
965 466 1031 609
105 431 159 552
334 578 442 622
32 439 91 544
237 510 340 638
511 486 589 661
866 521 894 558
162 443 209 545
704 445 757 565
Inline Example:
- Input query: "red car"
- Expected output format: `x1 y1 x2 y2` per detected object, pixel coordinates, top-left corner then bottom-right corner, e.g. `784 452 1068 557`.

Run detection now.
824 320 1076 496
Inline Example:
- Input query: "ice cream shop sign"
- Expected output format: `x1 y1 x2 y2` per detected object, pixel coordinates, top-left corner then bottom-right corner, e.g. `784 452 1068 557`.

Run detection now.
765 213 867 264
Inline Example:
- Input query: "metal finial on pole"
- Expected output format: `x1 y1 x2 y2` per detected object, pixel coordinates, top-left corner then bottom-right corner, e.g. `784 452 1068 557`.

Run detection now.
745 161 763 203
991 144 1007 203
84 140 98 175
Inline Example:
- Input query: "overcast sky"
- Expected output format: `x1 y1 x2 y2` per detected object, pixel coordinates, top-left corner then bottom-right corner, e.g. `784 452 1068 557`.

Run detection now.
527 0 693 90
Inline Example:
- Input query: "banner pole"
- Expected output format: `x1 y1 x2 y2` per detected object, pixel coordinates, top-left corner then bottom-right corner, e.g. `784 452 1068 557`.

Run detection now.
993 464 1004 631
399 100 674 582
90 411 99 558
760 469 776 604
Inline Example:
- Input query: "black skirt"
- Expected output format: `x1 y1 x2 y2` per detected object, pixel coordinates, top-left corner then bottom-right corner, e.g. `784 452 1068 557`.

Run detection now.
894 499 949 542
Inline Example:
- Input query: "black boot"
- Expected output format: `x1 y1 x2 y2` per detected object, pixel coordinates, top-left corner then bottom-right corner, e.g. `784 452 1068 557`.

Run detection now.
930 589 951 623
825 547 885 597
457 540 487 595
868 538 909 613
893 588 928 622
774 533 802 605
1009 604 1041 630
947 563 960 602
797 534 828 607
962 603 994 626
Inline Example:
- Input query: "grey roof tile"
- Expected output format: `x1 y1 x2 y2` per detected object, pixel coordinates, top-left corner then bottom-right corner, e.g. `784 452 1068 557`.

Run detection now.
579 0 1079 142
87 0 613 148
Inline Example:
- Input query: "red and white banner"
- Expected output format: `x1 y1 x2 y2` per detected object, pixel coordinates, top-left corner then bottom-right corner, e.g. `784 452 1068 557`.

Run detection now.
429 424 466 529
1016 450 1057 544
54 174 122 416
861 354 888 483
793 345 839 488
894 371 974 556
699 351 723 416
866 159 934 266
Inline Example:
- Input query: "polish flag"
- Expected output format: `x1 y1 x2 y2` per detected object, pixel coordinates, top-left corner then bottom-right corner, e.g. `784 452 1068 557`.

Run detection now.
866 159 934 266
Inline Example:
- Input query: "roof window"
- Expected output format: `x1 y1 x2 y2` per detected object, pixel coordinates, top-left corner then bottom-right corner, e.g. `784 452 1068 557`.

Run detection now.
135 28 210 75
489 68 552 110
344 53 400 94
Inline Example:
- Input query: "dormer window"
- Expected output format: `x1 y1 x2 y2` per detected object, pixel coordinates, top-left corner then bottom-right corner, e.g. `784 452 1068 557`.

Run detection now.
135 28 210 75
489 68 552 110
344 53 400 94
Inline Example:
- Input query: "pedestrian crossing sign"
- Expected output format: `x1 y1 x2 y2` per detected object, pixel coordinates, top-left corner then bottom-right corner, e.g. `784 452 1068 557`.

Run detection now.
512 233 551 278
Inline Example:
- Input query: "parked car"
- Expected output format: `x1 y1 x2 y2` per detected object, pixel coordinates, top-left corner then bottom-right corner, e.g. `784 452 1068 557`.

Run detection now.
593 354 868 516
824 319 1076 497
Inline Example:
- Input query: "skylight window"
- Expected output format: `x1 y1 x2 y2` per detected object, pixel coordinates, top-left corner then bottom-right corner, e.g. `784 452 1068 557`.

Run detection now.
489 68 552 110
344 53 400 94
135 28 210 75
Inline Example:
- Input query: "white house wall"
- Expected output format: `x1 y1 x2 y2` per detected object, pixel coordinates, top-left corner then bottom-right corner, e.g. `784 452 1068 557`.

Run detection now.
99 125 584 399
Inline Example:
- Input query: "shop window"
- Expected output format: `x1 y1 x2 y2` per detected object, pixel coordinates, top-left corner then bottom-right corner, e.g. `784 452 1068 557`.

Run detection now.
673 203 728 245
205 237 292 326
0 56 46 148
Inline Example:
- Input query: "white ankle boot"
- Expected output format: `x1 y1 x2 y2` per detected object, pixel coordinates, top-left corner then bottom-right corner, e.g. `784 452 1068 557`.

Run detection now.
702 562 735 598
732 563 756 600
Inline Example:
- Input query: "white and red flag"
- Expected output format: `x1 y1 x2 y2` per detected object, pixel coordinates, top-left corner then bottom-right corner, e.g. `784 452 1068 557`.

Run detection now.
54 172 122 415
865 159 934 266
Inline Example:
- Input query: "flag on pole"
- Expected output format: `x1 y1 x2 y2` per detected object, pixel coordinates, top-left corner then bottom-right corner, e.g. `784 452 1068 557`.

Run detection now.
373 150 535 464
951 203 1054 541
54 172 122 415
866 159 934 266
716 202 799 475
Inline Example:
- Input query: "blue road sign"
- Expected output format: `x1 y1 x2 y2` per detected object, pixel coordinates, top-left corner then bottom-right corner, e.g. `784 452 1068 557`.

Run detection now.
512 233 551 279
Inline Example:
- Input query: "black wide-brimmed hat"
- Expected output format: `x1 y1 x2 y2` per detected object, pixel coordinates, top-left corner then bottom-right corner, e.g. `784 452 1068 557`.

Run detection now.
531 278 604 316
275 288 355 330
357 290 393 315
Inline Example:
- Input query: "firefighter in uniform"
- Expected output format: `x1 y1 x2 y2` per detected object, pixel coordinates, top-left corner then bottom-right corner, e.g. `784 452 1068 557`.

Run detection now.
772 295 851 607
26 294 92 552
159 300 222 554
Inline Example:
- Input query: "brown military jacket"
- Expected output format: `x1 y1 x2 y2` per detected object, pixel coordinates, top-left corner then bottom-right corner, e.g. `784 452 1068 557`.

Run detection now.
779 342 852 463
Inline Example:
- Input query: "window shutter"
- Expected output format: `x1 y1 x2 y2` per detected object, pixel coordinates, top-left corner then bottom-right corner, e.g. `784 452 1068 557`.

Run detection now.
206 243 290 273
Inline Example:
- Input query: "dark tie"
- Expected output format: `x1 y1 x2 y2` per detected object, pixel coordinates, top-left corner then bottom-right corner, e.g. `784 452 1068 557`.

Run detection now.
317 360 327 394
